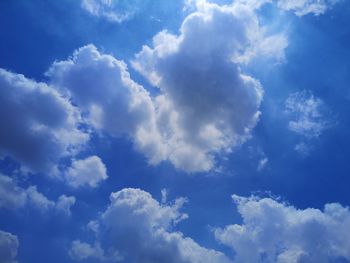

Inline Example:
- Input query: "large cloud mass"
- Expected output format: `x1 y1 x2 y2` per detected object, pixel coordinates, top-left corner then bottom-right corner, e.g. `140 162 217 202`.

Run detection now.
48 0 287 172
0 69 89 175
215 195 350 263
133 1 265 172
70 188 231 263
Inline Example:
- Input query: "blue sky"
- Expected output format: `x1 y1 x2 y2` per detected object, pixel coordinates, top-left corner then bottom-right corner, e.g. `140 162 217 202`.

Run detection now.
1 0 350 262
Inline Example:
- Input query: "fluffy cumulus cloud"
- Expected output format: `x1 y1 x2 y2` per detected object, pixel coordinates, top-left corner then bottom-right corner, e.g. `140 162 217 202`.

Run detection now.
133 1 267 172
70 188 231 263
0 230 19 263
47 45 166 166
215 194 350 263
65 155 108 188
0 174 75 216
0 68 89 175
50 0 288 173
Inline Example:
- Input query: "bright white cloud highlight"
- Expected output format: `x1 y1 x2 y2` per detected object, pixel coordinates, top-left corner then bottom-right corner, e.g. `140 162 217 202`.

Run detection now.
70 188 231 263
65 156 108 188
0 230 19 263
215 194 350 263
0 174 75 216
0 68 89 175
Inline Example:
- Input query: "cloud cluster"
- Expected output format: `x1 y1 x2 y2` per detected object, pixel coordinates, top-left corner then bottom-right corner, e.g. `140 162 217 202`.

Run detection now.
0 68 89 175
0 230 19 263
0 174 75 216
70 188 231 263
50 0 289 172
215 194 350 263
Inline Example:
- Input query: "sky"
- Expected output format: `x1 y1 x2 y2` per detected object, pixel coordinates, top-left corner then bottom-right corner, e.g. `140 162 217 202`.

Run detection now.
0 0 350 262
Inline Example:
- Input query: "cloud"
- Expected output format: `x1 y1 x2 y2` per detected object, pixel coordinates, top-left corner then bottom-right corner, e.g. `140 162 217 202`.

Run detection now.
0 230 19 263
70 188 231 263
50 0 288 173
0 68 89 175
133 1 266 172
65 156 108 188
47 45 167 167
80 0 148 23
0 174 75 215
285 91 331 139
257 157 268 171
215 194 350 263
238 0 340 16
285 90 333 155
277 0 340 16
70 240 115 261
56 195 76 217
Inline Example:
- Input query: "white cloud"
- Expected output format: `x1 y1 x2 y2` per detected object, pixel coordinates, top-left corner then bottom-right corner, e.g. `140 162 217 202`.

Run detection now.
0 68 89 175
56 195 76 217
0 230 19 263
215 194 350 263
257 157 268 171
70 240 122 262
285 91 333 155
277 0 340 16
238 0 340 16
70 188 231 263
50 0 288 173
80 0 147 23
0 174 75 215
285 90 332 138
65 156 108 188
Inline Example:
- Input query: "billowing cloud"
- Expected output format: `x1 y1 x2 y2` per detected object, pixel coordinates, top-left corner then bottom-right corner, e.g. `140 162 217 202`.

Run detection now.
50 0 287 173
0 68 89 175
70 188 231 263
215 194 350 263
133 1 266 172
0 230 19 263
47 44 166 166
65 156 108 188
0 174 75 215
